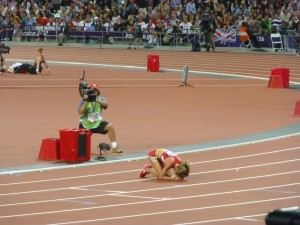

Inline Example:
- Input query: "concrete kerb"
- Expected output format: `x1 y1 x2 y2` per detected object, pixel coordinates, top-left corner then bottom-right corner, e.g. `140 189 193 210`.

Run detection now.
1 126 300 176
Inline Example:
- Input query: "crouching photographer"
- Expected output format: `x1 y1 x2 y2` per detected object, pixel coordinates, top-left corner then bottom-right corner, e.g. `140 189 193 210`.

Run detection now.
78 79 122 153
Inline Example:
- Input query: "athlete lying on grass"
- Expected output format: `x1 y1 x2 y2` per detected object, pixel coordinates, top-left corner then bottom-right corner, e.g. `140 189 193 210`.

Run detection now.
140 148 190 181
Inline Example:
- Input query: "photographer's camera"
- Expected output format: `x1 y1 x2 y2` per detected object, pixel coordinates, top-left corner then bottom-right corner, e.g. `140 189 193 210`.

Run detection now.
79 82 97 102
85 89 97 102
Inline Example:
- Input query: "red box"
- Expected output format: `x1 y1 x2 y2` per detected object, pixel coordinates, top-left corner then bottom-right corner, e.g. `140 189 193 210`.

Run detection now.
38 138 60 161
59 129 91 162
268 75 284 88
271 68 290 88
147 55 159 72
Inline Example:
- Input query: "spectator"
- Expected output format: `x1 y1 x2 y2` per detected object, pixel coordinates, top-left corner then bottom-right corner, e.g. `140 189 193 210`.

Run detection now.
128 24 143 49
12 19 22 41
68 4 78 19
290 16 300 32
103 17 114 31
145 17 156 32
280 8 291 30
170 10 180 27
261 14 272 35
61 8 70 22
124 14 135 32
242 3 250 18
73 15 84 31
249 18 261 35
136 0 148 13
23 14 34 41
57 19 68 46
193 14 201 30
135 16 146 28
179 16 193 33
36 12 47 26
84 14 94 27
169 18 182 45
170 0 182 10
155 20 165 35
185 0 196 15
161 0 171 18
245 19 261 48
280 8 291 50
126 0 139 18
111 10 120 24
119 4 127 20
1 0 295 50
113 16 125 31
271 12 282 33
232 15 244 31
232 3 242 19
46 17 57 31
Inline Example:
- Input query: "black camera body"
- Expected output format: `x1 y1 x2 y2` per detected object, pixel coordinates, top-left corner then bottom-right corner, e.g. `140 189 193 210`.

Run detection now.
85 88 97 102
200 14 211 33
79 81 97 102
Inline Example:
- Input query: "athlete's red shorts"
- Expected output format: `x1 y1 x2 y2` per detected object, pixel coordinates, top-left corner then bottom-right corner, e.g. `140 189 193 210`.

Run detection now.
148 149 157 157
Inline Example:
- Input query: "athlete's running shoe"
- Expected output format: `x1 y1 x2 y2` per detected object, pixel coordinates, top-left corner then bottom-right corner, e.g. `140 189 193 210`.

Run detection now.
140 164 152 178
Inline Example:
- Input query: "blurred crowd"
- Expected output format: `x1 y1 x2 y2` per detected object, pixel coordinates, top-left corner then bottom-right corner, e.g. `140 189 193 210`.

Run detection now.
0 0 299 40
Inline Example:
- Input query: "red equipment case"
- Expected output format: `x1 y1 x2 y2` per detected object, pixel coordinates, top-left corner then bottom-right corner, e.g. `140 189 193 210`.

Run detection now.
59 128 91 162
271 68 290 88
147 55 160 72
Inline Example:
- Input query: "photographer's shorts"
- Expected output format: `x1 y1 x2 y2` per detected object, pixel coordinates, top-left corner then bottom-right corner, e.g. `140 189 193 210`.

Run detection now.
79 121 109 134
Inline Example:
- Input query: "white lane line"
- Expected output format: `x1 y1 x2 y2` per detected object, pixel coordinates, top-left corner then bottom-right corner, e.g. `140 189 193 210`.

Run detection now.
0 160 299 197
38 195 300 224
70 187 125 194
0 169 140 186
5 58 300 85
191 146 300 165
0 174 299 208
1 190 299 220
198 159 300 174
1 146 298 186
235 217 260 221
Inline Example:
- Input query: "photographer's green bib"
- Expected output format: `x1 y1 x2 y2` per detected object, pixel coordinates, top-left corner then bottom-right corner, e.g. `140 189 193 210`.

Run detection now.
82 101 103 129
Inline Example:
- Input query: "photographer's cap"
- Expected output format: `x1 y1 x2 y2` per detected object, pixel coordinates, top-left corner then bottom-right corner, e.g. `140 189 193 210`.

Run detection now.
89 83 100 95
89 83 99 90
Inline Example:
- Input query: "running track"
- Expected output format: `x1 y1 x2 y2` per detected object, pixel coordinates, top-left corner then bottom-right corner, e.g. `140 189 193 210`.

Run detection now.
0 45 299 225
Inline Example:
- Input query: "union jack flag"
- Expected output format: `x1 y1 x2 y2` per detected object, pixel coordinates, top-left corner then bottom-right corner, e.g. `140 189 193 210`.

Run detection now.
213 28 237 45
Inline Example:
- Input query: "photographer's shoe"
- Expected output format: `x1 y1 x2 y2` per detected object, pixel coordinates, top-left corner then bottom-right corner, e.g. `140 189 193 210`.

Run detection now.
112 146 122 153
